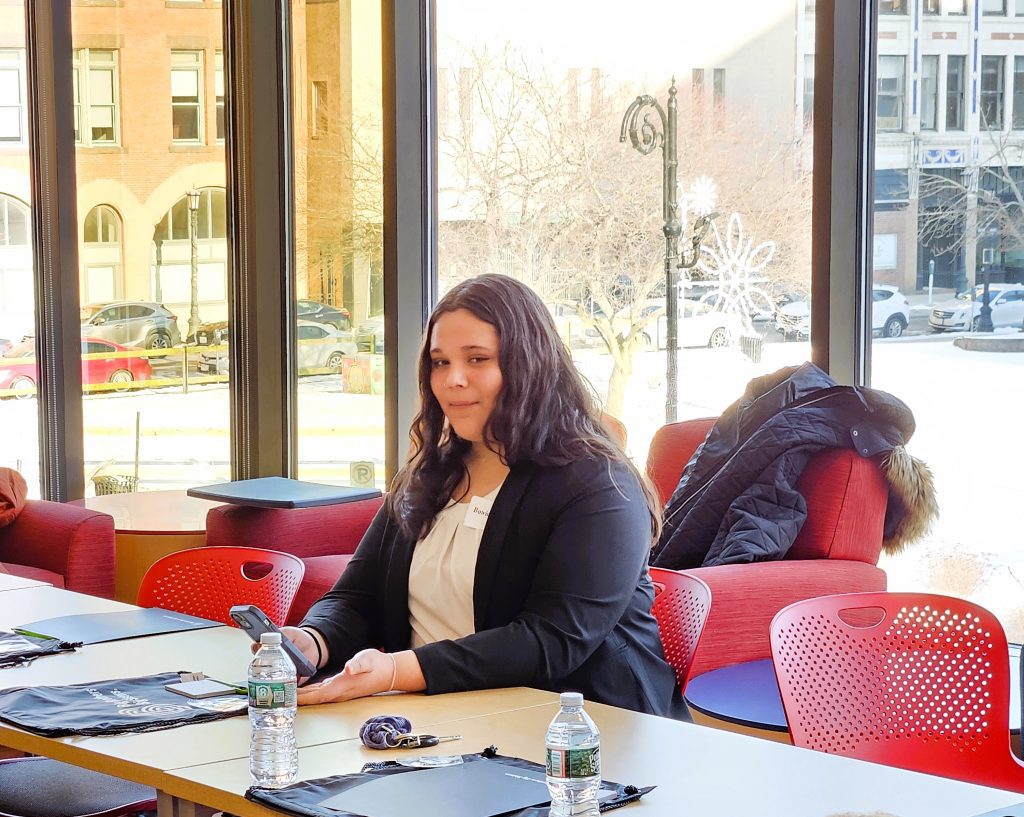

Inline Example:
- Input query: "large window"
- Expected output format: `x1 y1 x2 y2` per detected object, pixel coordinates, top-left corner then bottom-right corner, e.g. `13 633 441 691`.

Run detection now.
982 0 1007 14
1014 56 1024 130
981 55 1005 129
880 0 908 12
82 204 122 303
872 7 1024 644
291 0 385 487
0 49 25 144
72 8 228 493
921 55 939 132
925 0 967 13
214 51 225 142
877 56 905 132
0 1 38 495
72 49 118 145
946 55 966 130
171 50 203 143
802 54 814 125
436 1 813 461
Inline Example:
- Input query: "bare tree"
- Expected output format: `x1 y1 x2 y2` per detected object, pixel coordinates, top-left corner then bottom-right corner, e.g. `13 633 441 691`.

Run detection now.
438 47 812 416
918 129 1024 273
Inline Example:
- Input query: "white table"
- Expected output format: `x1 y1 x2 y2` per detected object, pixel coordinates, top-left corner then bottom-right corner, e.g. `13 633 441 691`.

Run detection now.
0 585 1019 817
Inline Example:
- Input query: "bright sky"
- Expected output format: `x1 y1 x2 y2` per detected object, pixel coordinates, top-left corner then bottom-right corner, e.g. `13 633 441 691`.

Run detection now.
436 0 797 80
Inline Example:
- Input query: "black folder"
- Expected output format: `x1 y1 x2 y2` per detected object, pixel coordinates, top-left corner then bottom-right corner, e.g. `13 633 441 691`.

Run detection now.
14 607 222 645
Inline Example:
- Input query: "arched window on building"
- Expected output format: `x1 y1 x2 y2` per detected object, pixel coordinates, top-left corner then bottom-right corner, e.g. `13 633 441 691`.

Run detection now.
81 204 123 304
151 187 228 320
0 193 33 343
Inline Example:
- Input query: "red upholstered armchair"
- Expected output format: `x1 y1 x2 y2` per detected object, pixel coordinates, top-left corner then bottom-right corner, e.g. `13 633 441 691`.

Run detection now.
647 418 888 677
204 496 384 625
0 500 115 597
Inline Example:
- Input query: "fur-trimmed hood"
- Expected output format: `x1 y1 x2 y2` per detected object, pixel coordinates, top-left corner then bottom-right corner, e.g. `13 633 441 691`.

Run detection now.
880 445 938 555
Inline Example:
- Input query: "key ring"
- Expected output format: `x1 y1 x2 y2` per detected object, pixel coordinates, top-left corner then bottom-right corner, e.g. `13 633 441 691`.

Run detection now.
360 715 413 749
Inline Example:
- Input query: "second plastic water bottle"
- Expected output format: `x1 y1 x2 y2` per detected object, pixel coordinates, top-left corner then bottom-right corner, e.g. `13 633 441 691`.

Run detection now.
248 631 298 788
545 691 601 817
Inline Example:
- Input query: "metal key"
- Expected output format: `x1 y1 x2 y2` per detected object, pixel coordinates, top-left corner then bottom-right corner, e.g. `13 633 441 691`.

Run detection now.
394 733 462 749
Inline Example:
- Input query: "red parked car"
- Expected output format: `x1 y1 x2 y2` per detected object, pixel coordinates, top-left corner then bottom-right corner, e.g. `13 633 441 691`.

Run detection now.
0 337 153 398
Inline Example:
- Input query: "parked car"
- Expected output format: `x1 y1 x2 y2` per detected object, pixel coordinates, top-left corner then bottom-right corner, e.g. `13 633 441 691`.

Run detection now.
776 285 911 339
0 339 10 356
928 283 1024 332
356 315 385 354
80 301 181 349
197 319 358 375
0 337 152 398
650 300 745 348
297 299 351 331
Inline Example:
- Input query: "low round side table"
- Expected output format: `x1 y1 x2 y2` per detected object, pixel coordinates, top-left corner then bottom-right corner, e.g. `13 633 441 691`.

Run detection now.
69 490 223 603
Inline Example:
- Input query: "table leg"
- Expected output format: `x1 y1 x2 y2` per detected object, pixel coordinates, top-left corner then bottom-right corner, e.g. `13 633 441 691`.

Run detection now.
157 791 220 817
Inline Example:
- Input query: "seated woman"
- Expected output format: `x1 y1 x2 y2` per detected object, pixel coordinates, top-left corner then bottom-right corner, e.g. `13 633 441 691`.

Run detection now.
287 274 684 717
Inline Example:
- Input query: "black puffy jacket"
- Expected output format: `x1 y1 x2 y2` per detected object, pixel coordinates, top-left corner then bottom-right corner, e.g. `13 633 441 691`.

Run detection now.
651 362 916 570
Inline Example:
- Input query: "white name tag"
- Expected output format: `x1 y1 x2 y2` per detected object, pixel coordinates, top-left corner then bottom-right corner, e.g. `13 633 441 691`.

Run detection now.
463 494 495 530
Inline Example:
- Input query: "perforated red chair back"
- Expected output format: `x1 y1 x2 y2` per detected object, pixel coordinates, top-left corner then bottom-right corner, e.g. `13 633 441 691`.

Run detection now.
137 546 305 626
649 567 712 691
770 592 1024 791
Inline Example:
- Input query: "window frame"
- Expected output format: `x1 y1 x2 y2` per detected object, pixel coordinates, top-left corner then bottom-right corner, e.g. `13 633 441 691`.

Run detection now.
170 49 204 144
876 54 906 132
72 47 119 147
980 54 1006 130
921 54 939 131
0 48 26 145
946 54 966 130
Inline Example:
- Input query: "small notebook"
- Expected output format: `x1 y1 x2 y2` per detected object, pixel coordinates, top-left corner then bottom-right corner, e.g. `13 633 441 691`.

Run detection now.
15 607 222 645
187 477 381 509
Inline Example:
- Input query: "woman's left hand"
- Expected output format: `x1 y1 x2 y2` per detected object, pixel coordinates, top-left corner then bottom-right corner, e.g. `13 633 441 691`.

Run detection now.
296 648 396 705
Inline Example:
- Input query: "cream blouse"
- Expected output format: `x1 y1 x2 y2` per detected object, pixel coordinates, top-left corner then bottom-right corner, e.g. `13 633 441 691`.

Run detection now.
408 481 504 648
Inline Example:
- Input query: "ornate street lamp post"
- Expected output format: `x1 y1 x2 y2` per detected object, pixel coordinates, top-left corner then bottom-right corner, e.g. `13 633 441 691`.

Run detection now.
620 80 715 423
186 186 201 341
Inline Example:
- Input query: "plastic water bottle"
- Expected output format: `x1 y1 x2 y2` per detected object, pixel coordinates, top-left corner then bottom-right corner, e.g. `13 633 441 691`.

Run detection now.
248 632 298 788
545 692 601 817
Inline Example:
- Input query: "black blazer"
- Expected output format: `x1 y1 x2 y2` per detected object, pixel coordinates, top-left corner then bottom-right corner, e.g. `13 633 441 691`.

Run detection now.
301 455 686 718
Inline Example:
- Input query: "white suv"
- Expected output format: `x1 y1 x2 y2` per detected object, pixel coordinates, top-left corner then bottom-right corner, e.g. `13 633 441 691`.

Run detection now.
929 284 1024 332
776 285 910 339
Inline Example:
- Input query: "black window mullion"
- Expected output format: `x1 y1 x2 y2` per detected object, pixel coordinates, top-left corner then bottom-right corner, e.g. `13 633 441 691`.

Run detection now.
25 0 84 501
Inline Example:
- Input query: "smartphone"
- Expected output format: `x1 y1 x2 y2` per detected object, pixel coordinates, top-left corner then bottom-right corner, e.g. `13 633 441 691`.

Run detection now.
229 604 318 678
165 678 241 699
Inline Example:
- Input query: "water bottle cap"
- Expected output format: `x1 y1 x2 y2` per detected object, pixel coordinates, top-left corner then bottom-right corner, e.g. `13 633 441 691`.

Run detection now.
259 632 282 645
559 692 584 707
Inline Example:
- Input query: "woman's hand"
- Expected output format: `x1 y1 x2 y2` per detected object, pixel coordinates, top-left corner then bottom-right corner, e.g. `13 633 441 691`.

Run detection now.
296 649 426 706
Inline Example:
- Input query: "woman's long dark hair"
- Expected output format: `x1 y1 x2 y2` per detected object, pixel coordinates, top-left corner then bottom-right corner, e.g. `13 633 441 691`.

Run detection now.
387 273 662 542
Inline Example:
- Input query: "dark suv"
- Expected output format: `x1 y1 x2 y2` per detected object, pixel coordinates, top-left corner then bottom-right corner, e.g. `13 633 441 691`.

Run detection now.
80 301 182 349
297 299 351 331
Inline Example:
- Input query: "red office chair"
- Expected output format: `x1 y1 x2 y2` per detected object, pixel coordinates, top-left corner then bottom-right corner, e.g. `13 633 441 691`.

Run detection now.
0 547 307 817
650 568 712 692
770 591 1024 791
137 545 305 626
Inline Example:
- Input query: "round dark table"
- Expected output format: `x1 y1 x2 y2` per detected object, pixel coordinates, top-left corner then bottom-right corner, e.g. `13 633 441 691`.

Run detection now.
685 643 1022 741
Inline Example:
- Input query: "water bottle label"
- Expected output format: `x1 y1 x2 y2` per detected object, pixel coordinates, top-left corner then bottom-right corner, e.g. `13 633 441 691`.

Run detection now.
545 746 600 779
248 681 296 709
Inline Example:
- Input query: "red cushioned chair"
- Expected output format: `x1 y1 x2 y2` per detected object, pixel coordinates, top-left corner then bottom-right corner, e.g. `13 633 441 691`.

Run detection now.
649 568 711 692
0 498 115 597
137 545 305 626
647 417 889 677
204 496 384 624
770 592 1024 791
